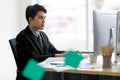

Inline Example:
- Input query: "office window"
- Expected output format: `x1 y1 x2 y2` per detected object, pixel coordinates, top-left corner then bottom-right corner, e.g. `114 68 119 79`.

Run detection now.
31 0 120 51
104 0 120 10
94 0 120 10
31 0 94 51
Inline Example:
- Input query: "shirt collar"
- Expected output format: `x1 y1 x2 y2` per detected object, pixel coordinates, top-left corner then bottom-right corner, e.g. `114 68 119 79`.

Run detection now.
29 26 39 37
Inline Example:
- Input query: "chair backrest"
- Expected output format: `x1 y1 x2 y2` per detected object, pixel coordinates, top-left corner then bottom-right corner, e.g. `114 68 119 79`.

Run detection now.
9 38 19 68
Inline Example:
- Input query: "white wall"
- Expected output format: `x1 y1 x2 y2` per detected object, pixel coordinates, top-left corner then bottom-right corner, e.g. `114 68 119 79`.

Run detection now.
0 0 31 80
19 0 31 30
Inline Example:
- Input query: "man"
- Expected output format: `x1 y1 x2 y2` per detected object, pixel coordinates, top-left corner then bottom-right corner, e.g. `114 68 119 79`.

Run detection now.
16 4 65 80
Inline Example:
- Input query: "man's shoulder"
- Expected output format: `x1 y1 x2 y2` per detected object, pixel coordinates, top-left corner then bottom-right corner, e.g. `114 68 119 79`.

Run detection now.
17 29 27 36
16 27 29 38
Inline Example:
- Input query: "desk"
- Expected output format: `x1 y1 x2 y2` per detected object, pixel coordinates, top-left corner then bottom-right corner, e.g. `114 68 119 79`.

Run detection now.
97 65 120 76
39 57 120 80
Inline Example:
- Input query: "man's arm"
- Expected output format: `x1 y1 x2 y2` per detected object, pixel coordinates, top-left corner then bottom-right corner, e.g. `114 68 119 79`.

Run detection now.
41 31 66 57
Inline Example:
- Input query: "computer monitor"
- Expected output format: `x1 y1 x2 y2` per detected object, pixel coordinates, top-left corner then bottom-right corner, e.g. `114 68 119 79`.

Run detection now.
116 11 120 54
116 11 120 63
93 9 117 55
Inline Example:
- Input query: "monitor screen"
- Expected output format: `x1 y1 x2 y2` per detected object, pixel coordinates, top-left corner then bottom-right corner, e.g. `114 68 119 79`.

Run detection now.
115 11 120 63
116 11 120 55
93 9 117 55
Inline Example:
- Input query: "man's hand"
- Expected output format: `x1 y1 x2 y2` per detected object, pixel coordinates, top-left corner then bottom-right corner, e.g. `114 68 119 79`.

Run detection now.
55 53 66 57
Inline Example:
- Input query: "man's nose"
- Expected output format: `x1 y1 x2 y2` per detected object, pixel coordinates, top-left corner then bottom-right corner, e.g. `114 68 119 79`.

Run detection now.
42 19 45 23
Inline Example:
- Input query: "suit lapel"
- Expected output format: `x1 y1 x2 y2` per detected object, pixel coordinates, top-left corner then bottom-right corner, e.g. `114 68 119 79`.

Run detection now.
25 26 44 54
31 34 44 54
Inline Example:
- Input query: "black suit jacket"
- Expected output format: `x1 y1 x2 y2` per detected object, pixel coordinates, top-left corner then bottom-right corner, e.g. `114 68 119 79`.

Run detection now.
16 26 64 70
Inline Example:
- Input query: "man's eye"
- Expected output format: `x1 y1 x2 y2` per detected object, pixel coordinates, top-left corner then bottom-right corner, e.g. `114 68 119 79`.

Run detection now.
39 17 43 19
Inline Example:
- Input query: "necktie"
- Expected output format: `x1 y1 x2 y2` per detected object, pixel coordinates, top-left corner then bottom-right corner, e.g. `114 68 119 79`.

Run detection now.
37 34 43 53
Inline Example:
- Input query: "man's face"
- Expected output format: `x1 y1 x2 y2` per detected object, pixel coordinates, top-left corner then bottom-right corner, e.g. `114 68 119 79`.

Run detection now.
30 11 46 31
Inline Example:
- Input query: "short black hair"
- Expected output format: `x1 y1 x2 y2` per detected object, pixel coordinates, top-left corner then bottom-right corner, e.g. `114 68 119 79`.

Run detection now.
26 4 47 24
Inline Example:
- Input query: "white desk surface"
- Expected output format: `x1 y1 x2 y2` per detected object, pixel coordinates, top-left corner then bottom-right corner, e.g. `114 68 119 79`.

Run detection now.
38 57 120 76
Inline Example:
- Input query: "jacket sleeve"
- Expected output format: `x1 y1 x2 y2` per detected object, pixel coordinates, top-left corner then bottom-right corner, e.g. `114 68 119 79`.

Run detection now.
41 32 65 57
48 42 65 54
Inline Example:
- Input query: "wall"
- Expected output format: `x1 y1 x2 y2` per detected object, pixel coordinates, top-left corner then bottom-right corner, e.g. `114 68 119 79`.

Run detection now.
0 0 31 80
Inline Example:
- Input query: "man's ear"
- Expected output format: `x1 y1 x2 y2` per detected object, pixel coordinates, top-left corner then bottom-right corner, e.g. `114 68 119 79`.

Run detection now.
29 17 33 22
